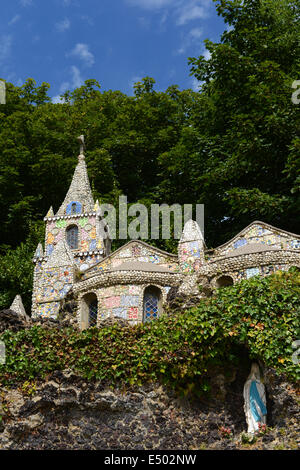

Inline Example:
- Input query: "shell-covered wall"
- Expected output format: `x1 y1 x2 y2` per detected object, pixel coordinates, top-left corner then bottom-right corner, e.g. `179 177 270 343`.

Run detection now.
77 283 172 327
214 223 300 258
82 241 179 279
45 215 104 266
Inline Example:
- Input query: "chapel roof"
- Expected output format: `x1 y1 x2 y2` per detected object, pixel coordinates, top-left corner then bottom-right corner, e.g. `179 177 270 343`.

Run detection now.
109 261 175 273
82 239 177 275
213 220 300 253
224 243 278 258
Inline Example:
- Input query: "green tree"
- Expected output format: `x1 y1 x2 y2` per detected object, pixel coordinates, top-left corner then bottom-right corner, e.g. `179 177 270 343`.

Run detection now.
164 0 300 246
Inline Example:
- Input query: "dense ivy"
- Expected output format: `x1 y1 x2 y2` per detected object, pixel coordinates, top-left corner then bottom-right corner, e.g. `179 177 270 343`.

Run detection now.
1 271 299 393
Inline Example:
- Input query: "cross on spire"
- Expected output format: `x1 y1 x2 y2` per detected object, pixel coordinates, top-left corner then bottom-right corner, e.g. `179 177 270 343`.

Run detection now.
77 135 86 155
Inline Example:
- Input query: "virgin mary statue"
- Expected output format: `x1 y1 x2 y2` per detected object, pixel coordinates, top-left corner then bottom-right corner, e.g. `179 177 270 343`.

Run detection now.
243 363 267 434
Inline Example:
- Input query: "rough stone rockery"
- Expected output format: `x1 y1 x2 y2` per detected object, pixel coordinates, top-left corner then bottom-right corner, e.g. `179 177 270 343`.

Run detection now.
0 367 299 450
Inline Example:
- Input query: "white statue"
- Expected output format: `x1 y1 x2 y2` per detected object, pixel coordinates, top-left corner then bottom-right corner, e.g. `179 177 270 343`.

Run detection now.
243 363 267 434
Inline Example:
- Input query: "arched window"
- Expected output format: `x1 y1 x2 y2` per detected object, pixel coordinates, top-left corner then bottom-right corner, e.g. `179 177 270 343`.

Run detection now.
89 300 98 326
216 275 234 288
143 286 162 322
71 202 77 214
80 293 98 329
66 225 78 249
66 201 82 215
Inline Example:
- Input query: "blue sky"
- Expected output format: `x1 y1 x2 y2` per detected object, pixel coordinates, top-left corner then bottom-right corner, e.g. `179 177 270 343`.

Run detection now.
1 0 226 101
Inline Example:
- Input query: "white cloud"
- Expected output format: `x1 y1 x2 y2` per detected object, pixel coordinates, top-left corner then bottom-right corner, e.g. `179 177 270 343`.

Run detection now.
20 0 33 6
55 18 71 32
191 77 202 91
8 15 21 26
68 43 94 67
4 73 23 87
0 35 12 65
70 65 84 88
176 3 208 25
176 27 203 55
52 66 84 103
126 0 211 25
203 48 211 60
52 95 65 104
189 27 203 39
126 0 173 9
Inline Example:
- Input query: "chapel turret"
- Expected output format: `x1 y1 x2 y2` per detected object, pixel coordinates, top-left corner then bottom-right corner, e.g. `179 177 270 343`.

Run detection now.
55 135 94 217
31 136 111 319
42 135 109 261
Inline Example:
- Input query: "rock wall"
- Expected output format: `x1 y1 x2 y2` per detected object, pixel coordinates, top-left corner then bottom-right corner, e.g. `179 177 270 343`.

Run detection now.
1 367 299 450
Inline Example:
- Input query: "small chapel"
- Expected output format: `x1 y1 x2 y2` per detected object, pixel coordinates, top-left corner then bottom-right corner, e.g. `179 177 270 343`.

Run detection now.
29 137 300 330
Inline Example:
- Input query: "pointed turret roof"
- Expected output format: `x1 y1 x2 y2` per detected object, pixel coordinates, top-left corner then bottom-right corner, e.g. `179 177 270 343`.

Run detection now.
179 219 205 246
56 137 94 215
10 295 30 322
33 243 43 259
46 206 54 217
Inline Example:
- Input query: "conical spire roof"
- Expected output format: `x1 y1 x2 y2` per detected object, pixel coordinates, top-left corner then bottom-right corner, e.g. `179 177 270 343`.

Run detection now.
179 219 205 245
46 206 54 217
33 243 43 259
56 140 94 216
10 295 30 322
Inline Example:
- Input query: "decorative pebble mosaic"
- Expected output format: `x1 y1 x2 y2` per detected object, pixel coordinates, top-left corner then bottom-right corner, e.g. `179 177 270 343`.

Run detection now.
82 242 179 279
31 150 300 326
216 224 300 255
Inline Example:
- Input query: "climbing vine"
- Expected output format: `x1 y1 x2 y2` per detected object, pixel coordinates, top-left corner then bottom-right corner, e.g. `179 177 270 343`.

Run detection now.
0 271 299 392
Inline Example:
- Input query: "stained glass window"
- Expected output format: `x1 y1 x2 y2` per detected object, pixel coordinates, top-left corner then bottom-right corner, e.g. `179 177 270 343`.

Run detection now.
66 201 82 215
89 300 98 327
66 225 78 249
143 287 161 322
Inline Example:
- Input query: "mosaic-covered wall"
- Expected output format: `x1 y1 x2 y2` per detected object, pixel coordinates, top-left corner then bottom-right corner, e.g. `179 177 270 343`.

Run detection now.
234 264 289 281
98 284 141 324
178 219 205 273
33 264 73 319
45 214 104 270
215 223 300 257
178 241 204 273
82 242 179 279
211 263 291 287
78 284 172 327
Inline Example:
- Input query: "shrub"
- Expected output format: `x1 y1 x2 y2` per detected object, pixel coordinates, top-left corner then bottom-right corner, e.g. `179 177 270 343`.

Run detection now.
0 271 299 391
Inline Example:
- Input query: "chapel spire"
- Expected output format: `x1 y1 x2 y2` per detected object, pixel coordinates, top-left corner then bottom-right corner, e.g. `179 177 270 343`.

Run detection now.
56 135 94 216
